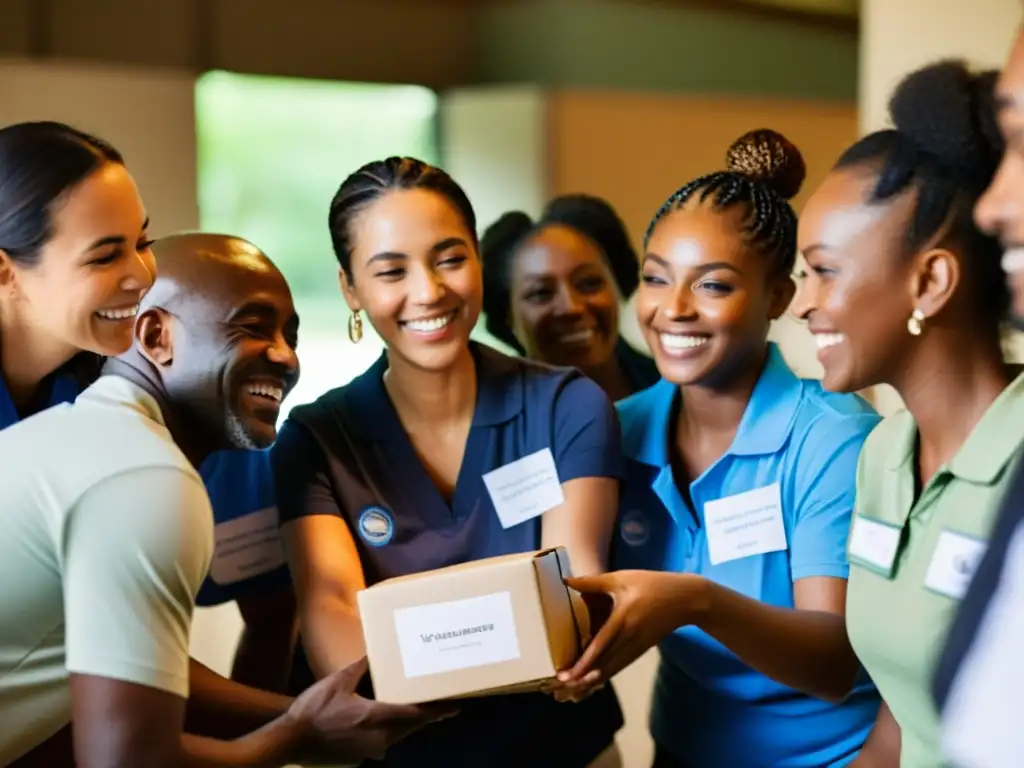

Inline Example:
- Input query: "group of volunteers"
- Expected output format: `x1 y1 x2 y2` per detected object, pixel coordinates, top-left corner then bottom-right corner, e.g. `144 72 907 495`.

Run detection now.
4 27 1024 768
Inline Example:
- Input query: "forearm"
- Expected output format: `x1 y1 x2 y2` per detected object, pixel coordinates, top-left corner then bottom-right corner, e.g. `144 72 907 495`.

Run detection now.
689 578 860 702
231 621 297 694
186 659 293 738
303 599 366 680
181 714 306 768
849 702 900 767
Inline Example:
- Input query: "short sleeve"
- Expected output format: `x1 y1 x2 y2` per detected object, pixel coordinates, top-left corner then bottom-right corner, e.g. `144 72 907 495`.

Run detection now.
552 374 625 483
271 419 345 525
788 416 874 581
62 467 213 697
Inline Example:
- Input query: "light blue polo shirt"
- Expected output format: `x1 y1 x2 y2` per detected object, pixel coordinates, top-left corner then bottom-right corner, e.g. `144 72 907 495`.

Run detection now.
614 344 882 767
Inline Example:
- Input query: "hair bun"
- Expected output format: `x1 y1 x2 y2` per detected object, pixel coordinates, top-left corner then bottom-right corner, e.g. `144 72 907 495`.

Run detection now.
725 129 807 200
888 60 1003 188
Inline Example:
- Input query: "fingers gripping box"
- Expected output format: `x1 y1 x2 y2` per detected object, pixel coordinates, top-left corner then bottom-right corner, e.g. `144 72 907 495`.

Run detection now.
356 548 589 704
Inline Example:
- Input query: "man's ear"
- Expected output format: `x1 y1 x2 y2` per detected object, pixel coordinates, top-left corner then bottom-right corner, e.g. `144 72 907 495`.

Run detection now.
135 308 174 367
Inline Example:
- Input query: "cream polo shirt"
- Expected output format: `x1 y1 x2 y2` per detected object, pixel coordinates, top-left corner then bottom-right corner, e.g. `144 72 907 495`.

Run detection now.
0 375 213 765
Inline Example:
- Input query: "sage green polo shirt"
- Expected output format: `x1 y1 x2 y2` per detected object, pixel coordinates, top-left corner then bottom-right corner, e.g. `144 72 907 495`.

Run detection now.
846 373 1024 768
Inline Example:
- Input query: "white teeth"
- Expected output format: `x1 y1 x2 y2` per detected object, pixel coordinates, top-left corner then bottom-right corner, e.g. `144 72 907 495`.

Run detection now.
660 333 708 351
96 305 139 321
1002 247 1024 274
246 383 283 403
560 329 595 344
815 333 845 350
405 313 453 333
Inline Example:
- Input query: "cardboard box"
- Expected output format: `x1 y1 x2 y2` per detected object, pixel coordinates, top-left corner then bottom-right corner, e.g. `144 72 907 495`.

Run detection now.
357 547 589 704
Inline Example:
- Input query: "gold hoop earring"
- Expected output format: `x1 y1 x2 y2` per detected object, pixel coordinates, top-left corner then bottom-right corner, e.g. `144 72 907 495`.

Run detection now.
348 311 363 344
907 308 925 337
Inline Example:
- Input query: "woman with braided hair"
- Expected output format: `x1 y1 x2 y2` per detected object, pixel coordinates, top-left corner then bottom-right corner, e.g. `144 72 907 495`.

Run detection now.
555 129 881 767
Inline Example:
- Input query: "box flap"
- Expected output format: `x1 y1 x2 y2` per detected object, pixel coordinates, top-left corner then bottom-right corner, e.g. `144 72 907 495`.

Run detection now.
365 548 558 592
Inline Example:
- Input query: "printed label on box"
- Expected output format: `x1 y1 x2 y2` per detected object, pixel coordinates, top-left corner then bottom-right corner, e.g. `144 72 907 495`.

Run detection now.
393 591 521 678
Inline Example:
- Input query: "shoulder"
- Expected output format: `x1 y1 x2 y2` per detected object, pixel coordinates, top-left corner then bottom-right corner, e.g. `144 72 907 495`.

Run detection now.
616 380 673 460
789 379 882 456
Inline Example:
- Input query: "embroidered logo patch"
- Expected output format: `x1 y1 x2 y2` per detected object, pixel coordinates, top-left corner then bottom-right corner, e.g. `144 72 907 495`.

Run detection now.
620 509 650 547
358 505 395 547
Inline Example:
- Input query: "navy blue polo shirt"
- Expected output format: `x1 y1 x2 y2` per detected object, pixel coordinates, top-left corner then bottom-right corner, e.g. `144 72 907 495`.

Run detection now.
272 342 624 768
0 371 79 430
196 448 291 607
614 344 881 767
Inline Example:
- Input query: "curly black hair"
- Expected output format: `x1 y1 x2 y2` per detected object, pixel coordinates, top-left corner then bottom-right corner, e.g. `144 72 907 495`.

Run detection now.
835 60 1006 322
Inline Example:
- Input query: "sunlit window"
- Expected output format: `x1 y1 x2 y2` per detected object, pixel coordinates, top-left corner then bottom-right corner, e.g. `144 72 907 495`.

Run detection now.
195 71 439 419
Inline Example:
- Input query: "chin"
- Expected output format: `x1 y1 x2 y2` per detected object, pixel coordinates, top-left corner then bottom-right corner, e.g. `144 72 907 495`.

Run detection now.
820 368 858 394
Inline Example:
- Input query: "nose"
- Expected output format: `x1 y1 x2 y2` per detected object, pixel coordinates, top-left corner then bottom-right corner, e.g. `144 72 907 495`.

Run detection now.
975 160 1012 238
554 283 585 317
661 282 696 321
410 264 445 306
791 271 818 321
266 334 299 375
121 247 156 293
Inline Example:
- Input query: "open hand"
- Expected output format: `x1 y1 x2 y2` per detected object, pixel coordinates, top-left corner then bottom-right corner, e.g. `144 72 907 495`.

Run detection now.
288 658 458 762
556 570 705 690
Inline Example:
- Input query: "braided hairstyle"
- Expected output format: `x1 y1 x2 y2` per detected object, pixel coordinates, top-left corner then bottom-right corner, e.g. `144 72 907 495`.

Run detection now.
328 157 477 281
480 194 639 354
645 129 806 281
835 60 1006 324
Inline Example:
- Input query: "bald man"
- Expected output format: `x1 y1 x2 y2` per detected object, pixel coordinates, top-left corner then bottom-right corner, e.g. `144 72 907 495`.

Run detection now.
0 233 446 767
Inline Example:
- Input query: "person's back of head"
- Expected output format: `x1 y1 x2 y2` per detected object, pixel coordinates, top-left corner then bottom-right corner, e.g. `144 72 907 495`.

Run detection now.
120 233 300 450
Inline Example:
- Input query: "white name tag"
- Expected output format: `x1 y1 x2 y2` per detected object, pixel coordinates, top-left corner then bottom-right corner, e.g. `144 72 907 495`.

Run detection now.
924 530 987 600
704 483 787 566
483 448 564 529
209 506 287 585
848 516 902 575
393 591 521 678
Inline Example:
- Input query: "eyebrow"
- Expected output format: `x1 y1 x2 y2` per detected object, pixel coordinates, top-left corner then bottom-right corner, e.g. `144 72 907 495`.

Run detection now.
85 217 151 252
643 253 743 274
800 244 829 257
367 237 470 266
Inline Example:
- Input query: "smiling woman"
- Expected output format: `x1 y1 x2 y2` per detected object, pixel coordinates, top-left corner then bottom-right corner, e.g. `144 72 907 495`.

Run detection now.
0 121 155 430
556 129 883 768
270 156 627 768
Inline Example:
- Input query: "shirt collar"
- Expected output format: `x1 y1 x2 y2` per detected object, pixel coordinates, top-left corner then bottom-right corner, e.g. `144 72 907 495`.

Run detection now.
628 344 802 467
729 343 803 457
343 342 525 441
886 368 1024 484
77 375 167 427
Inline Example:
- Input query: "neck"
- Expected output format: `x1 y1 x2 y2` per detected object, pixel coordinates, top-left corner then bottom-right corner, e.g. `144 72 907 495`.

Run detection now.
0 303 78 410
891 327 1009 467
676 345 768 438
384 345 478 428
102 356 218 469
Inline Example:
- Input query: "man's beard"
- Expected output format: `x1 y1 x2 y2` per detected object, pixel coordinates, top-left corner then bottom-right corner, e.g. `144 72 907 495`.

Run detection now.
225 408 262 450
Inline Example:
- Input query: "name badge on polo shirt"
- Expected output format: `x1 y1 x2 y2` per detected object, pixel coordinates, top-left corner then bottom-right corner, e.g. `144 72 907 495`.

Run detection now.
483 448 565 530
924 530 987 600
704 483 787 566
848 515 902 577
209 506 287 585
